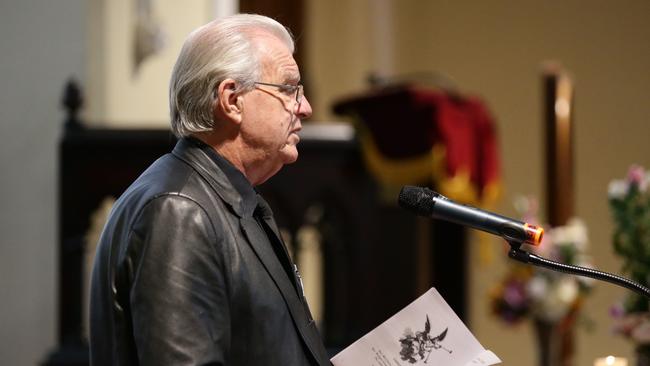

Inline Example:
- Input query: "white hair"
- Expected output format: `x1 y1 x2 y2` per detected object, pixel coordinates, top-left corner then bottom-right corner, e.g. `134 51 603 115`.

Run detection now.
169 14 295 137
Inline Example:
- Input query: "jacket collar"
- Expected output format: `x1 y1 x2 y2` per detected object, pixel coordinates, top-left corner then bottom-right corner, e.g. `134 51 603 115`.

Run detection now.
171 137 258 218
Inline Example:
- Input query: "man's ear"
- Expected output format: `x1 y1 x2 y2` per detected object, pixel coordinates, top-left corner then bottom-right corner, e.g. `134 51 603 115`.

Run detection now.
214 79 244 124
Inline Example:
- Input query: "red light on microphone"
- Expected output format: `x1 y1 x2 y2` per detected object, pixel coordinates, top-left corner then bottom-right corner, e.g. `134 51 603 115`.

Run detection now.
524 223 544 246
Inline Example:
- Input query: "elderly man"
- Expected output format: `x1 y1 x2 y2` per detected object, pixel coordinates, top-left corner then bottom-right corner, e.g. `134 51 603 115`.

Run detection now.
90 14 330 366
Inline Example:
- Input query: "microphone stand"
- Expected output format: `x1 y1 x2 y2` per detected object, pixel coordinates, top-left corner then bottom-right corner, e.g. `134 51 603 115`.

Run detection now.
506 240 650 299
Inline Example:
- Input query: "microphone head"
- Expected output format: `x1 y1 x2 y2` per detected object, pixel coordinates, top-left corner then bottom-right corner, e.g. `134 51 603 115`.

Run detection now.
398 186 438 216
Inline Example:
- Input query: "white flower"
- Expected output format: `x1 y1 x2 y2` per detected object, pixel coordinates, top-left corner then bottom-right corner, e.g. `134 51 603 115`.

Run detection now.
532 277 579 322
556 277 579 305
565 218 589 251
513 195 532 214
527 276 548 301
608 179 629 199
536 292 569 322
547 218 588 252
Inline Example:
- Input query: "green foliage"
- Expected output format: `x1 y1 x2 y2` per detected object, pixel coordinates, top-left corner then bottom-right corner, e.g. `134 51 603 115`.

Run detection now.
609 167 650 313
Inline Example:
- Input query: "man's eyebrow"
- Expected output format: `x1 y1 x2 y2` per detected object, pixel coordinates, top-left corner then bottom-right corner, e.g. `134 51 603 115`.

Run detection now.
283 73 301 84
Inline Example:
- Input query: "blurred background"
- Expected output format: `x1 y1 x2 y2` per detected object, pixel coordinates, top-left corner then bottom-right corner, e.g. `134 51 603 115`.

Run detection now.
2 0 650 365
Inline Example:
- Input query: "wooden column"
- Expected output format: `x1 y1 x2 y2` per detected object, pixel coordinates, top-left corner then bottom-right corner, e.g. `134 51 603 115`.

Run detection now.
542 64 576 366
543 65 575 226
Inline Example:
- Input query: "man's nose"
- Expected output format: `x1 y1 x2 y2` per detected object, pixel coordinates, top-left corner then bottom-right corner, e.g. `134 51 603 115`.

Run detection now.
296 95 313 119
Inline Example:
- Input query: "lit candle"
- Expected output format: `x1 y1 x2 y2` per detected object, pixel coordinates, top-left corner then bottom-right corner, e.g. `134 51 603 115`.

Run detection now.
594 356 628 366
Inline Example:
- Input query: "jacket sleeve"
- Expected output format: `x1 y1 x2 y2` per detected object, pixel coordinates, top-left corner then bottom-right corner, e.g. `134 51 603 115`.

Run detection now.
122 194 230 366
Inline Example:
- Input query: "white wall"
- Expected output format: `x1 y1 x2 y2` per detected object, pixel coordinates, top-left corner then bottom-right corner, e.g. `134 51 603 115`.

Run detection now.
85 0 213 127
0 0 85 364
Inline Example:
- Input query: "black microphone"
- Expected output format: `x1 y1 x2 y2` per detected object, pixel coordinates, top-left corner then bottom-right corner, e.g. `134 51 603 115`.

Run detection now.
398 186 543 246
398 186 650 299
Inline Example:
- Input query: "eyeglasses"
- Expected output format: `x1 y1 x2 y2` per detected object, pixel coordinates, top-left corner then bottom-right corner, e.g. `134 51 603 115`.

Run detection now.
254 81 304 106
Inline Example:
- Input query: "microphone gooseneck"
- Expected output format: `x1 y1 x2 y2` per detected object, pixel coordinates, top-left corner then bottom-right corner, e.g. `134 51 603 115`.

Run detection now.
508 248 650 299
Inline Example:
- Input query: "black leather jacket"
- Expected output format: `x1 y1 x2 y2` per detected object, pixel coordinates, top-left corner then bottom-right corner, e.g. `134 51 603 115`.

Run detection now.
89 138 330 365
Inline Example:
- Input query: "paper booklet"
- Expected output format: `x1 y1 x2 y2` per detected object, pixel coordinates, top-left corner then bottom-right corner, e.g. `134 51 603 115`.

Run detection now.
331 288 501 366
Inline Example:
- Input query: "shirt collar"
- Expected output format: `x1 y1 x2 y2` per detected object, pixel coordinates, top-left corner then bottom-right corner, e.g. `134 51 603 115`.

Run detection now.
185 137 258 217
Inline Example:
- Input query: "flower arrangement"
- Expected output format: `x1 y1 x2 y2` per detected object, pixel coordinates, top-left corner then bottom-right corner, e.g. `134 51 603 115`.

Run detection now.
490 196 593 325
608 165 650 346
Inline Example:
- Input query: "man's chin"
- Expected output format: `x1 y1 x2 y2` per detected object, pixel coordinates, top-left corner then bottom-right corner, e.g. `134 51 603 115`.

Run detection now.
280 145 299 164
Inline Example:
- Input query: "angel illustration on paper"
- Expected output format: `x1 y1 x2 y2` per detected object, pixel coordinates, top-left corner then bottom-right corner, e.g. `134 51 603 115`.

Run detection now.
398 315 452 364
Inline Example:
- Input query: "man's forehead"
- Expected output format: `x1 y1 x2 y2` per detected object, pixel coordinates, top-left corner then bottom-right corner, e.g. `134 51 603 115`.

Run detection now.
251 32 299 81
263 55 300 83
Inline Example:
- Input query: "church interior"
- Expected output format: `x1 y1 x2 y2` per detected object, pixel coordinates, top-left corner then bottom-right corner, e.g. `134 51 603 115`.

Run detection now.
2 1 650 365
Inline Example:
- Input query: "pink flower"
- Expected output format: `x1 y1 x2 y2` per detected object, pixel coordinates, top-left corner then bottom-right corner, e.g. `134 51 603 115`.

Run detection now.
628 165 646 186
631 321 650 344
503 280 528 308
610 303 625 318
611 313 650 339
